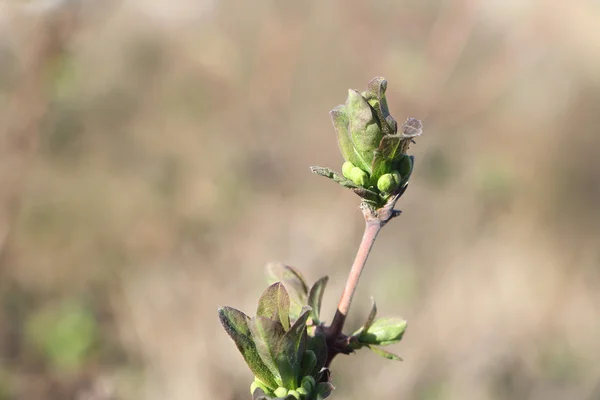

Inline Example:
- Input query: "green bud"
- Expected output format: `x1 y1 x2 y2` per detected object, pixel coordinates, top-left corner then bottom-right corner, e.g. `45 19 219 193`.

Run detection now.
356 317 407 346
377 171 401 194
301 350 317 377
296 386 309 397
274 387 288 398
287 389 301 399
342 161 355 180
301 376 316 393
251 379 272 396
397 155 413 181
349 167 368 187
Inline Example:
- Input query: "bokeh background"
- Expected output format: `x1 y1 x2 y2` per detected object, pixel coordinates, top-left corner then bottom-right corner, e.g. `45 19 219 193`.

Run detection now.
1 0 600 399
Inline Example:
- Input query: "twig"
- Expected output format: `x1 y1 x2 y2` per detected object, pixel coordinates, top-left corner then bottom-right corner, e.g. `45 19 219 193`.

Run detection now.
325 192 402 366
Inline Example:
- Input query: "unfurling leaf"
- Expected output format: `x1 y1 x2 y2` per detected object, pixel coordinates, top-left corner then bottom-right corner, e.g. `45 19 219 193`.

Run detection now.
218 307 278 389
257 282 291 331
355 317 407 346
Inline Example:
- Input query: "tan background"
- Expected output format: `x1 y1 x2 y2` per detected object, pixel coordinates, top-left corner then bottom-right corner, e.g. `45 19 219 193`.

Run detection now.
1 1 600 399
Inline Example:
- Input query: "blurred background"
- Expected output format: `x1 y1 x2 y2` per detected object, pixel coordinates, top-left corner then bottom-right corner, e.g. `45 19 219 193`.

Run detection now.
1 0 600 399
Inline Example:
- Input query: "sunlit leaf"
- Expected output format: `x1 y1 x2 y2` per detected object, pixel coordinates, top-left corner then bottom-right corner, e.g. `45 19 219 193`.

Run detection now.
218 307 278 389
257 282 291 331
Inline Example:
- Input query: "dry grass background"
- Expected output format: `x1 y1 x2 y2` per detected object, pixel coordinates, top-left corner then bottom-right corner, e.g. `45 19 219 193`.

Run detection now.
1 1 600 399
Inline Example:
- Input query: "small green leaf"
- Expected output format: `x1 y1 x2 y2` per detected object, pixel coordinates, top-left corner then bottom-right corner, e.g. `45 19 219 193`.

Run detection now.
277 307 311 389
249 316 287 385
218 307 279 389
307 276 328 324
314 382 335 399
300 350 317 378
307 332 328 376
366 345 403 361
257 283 291 331
310 166 383 204
331 105 358 167
356 317 407 346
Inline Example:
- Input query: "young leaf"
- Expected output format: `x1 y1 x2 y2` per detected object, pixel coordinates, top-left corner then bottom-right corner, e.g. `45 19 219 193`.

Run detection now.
277 306 311 389
257 283 291 331
249 316 287 385
307 276 328 324
218 307 279 389
356 317 407 346
307 333 328 375
366 345 403 361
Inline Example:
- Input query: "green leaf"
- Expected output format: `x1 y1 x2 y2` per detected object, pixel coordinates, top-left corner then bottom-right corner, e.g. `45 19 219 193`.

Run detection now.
249 316 287 385
310 166 359 188
371 134 402 182
307 333 328 375
346 89 381 172
366 345 403 361
307 276 328 324
356 317 407 346
218 307 279 389
277 307 311 389
331 105 359 167
300 350 317 378
314 382 335 399
257 283 291 331
310 167 383 204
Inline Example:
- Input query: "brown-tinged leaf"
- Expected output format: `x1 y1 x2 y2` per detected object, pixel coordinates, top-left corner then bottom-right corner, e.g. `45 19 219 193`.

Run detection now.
218 307 278 389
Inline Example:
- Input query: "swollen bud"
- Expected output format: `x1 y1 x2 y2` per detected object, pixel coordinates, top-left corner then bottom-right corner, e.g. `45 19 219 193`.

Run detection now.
274 387 288 398
296 386 308 397
398 155 413 181
349 167 368 187
342 161 356 180
377 171 401 194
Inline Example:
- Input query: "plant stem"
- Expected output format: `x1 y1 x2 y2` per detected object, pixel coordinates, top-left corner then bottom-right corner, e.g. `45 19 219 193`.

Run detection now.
329 220 381 336
325 193 402 367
